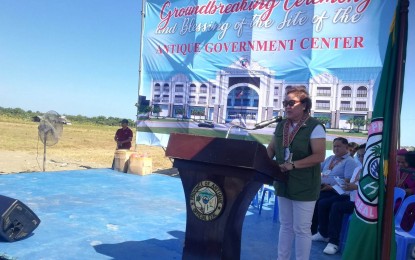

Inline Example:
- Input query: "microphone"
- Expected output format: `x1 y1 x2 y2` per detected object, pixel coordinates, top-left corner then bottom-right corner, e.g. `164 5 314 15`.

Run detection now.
253 116 283 130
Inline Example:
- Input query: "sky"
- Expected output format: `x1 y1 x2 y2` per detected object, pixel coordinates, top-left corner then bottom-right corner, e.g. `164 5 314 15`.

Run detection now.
0 1 414 146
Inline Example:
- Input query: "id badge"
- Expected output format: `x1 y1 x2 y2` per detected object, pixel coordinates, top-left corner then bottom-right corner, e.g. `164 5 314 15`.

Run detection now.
284 147 291 161
322 170 331 176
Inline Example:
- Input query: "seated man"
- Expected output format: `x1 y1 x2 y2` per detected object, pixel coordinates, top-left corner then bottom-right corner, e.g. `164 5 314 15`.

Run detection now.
311 137 358 242
321 143 366 254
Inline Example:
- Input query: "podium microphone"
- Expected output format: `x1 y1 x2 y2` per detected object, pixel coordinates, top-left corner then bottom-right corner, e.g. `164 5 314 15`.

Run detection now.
253 116 283 130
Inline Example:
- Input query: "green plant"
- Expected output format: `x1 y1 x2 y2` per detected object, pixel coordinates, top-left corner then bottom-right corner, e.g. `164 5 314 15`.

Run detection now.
316 117 331 127
346 118 354 129
190 108 205 119
152 105 162 119
0 106 134 126
353 118 366 132
138 105 152 114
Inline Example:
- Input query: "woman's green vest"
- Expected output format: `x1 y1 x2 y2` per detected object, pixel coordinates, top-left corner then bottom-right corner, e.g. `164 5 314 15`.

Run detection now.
273 117 323 201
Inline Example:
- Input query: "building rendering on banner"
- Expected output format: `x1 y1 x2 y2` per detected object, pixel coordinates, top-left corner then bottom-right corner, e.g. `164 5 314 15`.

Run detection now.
150 58 374 130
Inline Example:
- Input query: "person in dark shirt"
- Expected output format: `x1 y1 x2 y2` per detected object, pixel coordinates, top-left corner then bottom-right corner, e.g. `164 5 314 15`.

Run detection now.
114 119 133 150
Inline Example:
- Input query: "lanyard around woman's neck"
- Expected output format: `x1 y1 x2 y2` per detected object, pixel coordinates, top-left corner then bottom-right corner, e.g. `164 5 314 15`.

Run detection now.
282 114 309 148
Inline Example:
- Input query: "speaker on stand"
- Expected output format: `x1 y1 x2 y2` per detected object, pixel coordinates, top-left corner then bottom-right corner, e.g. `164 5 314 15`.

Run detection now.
0 195 41 242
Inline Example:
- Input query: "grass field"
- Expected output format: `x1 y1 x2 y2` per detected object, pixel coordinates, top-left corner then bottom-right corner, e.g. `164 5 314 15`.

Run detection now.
0 115 370 173
0 116 172 172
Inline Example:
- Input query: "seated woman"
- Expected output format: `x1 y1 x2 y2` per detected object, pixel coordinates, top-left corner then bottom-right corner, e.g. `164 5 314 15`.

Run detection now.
397 149 415 197
395 148 410 214
319 143 366 255
399 151 415 232
347 142 359 158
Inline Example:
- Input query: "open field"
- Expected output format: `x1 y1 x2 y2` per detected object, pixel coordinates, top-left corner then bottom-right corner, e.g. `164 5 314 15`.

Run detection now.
0 117 173 174
0 116 371 174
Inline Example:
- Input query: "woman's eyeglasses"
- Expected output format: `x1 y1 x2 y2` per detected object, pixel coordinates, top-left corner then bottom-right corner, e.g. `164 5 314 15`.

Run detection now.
283 100 302 107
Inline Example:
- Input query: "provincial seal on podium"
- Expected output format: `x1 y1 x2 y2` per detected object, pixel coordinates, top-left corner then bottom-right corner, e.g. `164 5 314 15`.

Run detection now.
189 180 224 221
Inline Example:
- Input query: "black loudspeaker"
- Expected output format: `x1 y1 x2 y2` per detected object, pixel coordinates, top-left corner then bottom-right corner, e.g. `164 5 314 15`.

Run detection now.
0 195 41 242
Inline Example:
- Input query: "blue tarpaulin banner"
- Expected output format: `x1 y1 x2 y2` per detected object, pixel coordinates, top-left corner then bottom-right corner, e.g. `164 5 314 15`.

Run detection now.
137 0 396 147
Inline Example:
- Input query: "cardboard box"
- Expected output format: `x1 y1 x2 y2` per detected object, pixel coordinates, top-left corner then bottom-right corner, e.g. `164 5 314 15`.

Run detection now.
113 150 133 172
128 156 153 175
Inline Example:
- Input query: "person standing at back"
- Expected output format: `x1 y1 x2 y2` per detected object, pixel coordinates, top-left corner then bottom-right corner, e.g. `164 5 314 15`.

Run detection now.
267 86 326 260
114 119 133 150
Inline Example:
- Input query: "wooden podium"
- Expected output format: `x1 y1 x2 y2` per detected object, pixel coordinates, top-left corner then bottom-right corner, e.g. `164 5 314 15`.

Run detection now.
165 133 286 260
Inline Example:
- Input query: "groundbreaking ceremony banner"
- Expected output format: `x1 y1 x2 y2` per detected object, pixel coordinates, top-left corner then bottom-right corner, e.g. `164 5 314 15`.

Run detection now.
137 0 396 147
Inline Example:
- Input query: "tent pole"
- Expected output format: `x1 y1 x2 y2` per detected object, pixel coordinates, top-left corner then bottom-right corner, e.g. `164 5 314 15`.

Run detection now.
135 0 146 152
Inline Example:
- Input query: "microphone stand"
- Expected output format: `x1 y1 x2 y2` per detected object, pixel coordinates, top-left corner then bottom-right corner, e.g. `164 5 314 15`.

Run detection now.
225 124 248 138
225 116 283 138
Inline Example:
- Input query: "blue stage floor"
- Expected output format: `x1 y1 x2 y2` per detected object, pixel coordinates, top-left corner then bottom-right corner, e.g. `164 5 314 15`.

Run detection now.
0 169 341 260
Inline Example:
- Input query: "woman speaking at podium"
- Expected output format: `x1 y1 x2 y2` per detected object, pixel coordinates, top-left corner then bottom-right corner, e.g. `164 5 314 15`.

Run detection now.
267 86 326 260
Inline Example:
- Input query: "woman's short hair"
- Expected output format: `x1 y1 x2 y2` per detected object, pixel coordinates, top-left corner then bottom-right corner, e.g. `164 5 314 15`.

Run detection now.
285 85 312 113
348 142 359 150
397 148 409 156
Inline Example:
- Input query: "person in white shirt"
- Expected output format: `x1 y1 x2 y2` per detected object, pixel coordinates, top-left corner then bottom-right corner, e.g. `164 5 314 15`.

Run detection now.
320 143 366 254
311 137 358 243
267 86 326 260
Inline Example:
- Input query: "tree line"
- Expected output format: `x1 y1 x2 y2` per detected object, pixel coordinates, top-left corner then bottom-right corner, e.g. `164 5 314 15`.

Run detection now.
0 107 133 126
315 116 371 132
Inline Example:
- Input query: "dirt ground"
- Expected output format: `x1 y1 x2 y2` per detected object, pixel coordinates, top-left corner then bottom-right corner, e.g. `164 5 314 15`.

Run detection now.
0 150 108 174
0 150 178 177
